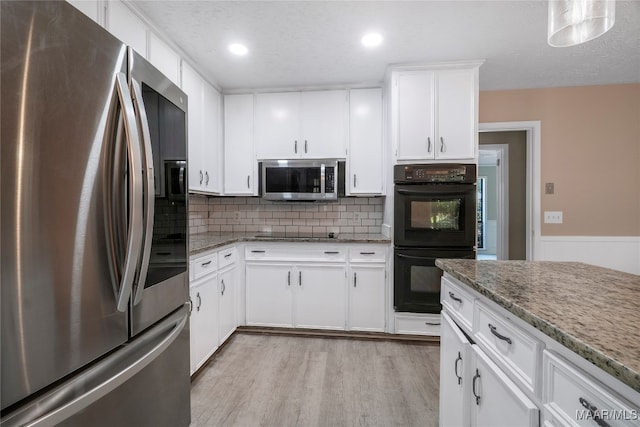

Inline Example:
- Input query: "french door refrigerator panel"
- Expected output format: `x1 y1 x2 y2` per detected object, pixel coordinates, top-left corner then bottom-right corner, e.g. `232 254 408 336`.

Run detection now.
1 2 189 426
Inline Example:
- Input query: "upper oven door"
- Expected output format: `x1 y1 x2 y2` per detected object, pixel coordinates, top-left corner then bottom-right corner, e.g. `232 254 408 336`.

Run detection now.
394 183 476 248
128 48 188 336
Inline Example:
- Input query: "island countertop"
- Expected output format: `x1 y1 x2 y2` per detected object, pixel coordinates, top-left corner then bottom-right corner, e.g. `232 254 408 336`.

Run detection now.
435 259 640 394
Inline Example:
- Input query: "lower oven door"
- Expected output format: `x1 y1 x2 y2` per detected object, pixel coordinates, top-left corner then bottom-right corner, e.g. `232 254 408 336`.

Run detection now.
394 248 475 313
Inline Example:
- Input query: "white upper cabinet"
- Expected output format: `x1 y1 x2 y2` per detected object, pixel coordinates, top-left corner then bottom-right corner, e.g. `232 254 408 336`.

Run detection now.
202 83 222 194
106 0 147 57
255 92 300 159
299 90 348 158
255 90 347 159
348 88 383 195
394 64 479 162
148 32 180 86
182 62 221 194
224 94 256 195
67 0 101 24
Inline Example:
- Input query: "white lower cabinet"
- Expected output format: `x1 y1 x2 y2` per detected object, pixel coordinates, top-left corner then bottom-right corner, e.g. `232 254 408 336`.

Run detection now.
440 272 640 427
348 264 386 332
189 247 237 375
470 344 539 427
245 263 294 327
189 274 219 375
294 265 346 330
218 266 236 344
245 262 346 330
440 312 471 427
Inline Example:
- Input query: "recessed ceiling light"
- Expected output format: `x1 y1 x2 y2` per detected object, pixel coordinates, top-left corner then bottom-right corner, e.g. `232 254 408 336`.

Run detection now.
228 43 248 56
361 32 383 48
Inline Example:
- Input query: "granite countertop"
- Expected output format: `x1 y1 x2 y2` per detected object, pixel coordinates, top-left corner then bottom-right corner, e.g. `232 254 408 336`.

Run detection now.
190 232 391 255
436 259 640 393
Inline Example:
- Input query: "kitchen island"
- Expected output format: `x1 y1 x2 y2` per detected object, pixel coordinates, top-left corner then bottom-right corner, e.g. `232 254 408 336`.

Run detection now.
436 259 640 426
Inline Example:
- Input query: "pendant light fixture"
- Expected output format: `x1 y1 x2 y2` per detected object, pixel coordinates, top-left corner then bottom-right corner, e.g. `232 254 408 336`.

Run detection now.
548 0 615 47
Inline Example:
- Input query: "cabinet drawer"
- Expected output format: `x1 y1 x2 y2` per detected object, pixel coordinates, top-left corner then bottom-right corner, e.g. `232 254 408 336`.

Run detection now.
441 276 474 332
349 246 387 263
543 351 640 427
245 246 346 262
474 302 542 394
395 313 440 336
218 246 237 269
191 253 218 280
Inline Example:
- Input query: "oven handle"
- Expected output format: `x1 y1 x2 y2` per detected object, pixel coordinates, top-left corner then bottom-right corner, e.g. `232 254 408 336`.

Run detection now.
396 253 435 261
396 185 475 196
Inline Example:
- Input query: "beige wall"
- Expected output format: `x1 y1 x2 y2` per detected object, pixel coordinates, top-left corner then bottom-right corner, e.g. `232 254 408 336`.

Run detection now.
479 84 640 236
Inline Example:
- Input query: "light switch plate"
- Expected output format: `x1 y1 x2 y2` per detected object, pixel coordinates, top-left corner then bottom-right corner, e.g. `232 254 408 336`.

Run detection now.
544 211 563 224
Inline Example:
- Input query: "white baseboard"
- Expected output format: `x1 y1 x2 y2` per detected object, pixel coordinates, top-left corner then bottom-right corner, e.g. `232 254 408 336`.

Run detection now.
537 236 640 275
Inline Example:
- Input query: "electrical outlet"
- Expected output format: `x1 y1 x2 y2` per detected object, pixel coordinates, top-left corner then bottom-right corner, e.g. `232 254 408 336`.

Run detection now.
544 211 563 224
545 182 555 194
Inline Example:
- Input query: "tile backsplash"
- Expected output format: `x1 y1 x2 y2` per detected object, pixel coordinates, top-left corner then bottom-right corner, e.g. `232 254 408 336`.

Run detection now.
189 195 384 235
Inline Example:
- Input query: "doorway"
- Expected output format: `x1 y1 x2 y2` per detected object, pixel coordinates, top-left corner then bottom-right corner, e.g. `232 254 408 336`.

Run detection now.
479 131 528 260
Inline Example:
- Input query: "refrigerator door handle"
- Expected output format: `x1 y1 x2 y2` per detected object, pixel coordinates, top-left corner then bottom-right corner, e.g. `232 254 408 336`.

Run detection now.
1 305 190 427
113 72 145 312
129 78 155 306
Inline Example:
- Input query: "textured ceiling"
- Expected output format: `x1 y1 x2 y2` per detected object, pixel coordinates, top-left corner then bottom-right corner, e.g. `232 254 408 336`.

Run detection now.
131 1 640 92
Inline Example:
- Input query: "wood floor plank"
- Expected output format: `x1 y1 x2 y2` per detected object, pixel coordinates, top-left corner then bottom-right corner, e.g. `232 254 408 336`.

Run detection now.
190 333 440 427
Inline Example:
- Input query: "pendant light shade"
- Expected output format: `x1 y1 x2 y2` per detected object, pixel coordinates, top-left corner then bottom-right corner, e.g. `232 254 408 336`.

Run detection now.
548 0 615 47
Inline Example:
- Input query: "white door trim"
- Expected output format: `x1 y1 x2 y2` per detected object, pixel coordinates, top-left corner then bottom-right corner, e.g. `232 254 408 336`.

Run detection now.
478 121 541 261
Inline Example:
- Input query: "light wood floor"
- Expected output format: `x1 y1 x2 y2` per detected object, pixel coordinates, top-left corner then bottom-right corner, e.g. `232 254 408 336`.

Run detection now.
190 333 440 427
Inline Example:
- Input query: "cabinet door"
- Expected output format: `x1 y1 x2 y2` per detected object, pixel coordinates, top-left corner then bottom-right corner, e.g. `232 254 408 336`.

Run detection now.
181 62 204 192
436 69 475 160
245 264 294 327
218 268 236 345
440 312 471 427
148 32 180 86
300 90 347 158
189 276 219 374
396 72 435 160
255 92 300 159
202 82 221 193
295 265 346 330
107 0 146 57
348 264 385 332
470 345 539 427
348 88 383 195
224 94 256 195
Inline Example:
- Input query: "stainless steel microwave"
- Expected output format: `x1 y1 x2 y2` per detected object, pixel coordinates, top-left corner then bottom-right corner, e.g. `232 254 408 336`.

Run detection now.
260 159 345 201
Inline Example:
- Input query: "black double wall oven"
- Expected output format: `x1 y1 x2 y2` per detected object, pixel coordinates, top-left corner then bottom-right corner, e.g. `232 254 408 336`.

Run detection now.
394 164 477 313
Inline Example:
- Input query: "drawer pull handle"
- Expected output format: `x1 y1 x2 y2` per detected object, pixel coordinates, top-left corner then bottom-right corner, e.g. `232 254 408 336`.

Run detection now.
488 323 512 344
224 253 232 258
221 280 226 296
472 369 481 405
454 352 463 385
354 272 357 287
425 322 440 326
299 271 302 286
324 251 339 255
359 252 375 255
201 260 212 267
287 271 291 286
448 291 462 304
196 292 202 311
579 397 611 427
251 250 265 253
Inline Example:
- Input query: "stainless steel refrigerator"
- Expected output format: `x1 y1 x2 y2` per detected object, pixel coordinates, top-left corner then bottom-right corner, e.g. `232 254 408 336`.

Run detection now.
1 2 191 425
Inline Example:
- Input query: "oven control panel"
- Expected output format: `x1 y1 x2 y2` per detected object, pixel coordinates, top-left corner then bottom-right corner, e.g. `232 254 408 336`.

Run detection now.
394 164 476 184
